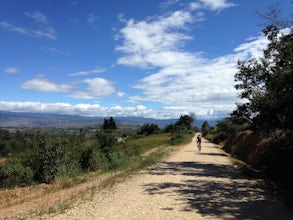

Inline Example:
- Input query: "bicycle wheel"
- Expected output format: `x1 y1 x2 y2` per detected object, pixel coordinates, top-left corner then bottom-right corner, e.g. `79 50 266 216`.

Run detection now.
197 142 201 151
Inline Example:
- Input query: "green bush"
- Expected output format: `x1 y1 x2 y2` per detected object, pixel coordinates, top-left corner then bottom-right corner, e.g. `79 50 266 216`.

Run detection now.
0 159 33 188
213 133 228 144
124 145 142 157
170 129 194 145
261 134 293 189
137 123 160 135
231 145 239 155
96 131 117 150
80 145 107 171
103 147 127 170
170 133 184 145
23 137 70 184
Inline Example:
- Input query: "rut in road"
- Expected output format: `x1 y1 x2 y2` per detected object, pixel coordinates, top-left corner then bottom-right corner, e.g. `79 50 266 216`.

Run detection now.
47 136 292 220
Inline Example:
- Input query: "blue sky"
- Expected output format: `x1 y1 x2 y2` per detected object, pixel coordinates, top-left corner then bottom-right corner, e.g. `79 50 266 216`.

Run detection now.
0 0 292 119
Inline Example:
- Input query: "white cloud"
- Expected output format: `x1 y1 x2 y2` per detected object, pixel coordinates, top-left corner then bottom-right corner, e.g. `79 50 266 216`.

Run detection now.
47 47 70 56
69 77 115 99
0 11 56 40
5 67 20 74
68 67 107 76
22 75 115 100
116 10 196 68
0 101 164 118
234 36 269 60
24 11 48 24
117 91 125 97
129 54 239 116
163 0 235 12
190 0 236 11
0 101 96 115
22 76 72 92
88 13 99 26
234 27 290 60
116 1 268 119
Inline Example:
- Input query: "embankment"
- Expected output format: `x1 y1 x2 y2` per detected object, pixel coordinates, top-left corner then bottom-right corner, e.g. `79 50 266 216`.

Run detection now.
223 130 293 205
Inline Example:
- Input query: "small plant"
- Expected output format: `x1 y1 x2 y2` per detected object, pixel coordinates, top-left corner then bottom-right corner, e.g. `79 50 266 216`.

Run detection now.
231 145 239 155
80 145 106 171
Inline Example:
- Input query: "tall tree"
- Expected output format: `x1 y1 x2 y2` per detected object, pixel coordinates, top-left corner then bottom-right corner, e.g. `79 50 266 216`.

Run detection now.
234 25 293 131
175 115 194 130
201 121 210 136
102 117 117 130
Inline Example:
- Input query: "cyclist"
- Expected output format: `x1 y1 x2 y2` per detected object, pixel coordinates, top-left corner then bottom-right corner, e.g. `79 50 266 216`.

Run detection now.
196 134 202 151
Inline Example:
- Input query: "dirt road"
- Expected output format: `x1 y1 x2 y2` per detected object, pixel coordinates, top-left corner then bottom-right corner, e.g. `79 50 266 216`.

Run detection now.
45 136 292 220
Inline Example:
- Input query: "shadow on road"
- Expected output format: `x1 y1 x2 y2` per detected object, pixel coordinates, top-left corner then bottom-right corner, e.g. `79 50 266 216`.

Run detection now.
142 161 292 219
197 152 229 157
146 161 243 179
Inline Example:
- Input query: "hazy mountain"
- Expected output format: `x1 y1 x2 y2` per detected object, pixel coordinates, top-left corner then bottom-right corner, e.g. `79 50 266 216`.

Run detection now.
0 111 219 128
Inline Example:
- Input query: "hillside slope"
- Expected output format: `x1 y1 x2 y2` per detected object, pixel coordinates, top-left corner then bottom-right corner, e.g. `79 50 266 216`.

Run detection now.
223 130 293 192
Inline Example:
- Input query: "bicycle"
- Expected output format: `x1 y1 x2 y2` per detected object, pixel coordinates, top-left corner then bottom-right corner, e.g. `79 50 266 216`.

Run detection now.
197 141 201 151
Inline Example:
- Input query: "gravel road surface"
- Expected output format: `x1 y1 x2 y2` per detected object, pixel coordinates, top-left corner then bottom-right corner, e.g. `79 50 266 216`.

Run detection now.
47 136 292 220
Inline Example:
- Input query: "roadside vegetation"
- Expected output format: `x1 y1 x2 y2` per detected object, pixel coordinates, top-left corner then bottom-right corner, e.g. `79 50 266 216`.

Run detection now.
202 9 293 199
0 115 196 189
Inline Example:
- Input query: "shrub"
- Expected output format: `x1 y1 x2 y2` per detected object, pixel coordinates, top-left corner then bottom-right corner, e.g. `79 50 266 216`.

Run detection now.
23 137 70 184
103 147 127 170
137 123 160 135
231 145 239 155
0 159 33 188
170 133 184 145
170 129 194 145
261 134 293 189
213 133 228 144
80 145 107 171
96 131 117 150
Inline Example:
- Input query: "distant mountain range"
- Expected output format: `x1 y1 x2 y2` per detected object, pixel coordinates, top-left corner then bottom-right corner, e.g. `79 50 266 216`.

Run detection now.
0 111 219 128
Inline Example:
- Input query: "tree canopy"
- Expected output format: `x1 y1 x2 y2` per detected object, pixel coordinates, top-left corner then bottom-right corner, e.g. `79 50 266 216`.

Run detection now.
233 25 293 132
102 117 117 131
137 123 160 135
201 121 210 136
175 115 194 130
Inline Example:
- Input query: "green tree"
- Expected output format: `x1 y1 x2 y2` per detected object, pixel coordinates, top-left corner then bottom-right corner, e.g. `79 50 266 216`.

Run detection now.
28 137 69 184
137 123 160 135
0 159 33 188
234 25 293 131
96 131 117 150
164 123 175 133
80 145 105 171
201 121 210 136
175 115 194 130
102 117 117 130
0 128 11 157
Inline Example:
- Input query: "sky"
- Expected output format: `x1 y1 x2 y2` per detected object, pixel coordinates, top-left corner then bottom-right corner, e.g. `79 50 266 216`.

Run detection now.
0 0 292 120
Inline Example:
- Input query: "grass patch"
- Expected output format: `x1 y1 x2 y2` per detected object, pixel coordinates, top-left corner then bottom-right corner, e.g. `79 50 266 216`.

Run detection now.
126 133 171 151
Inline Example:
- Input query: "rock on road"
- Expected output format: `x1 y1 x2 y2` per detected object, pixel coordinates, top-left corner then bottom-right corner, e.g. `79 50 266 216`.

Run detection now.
48 136 292 220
